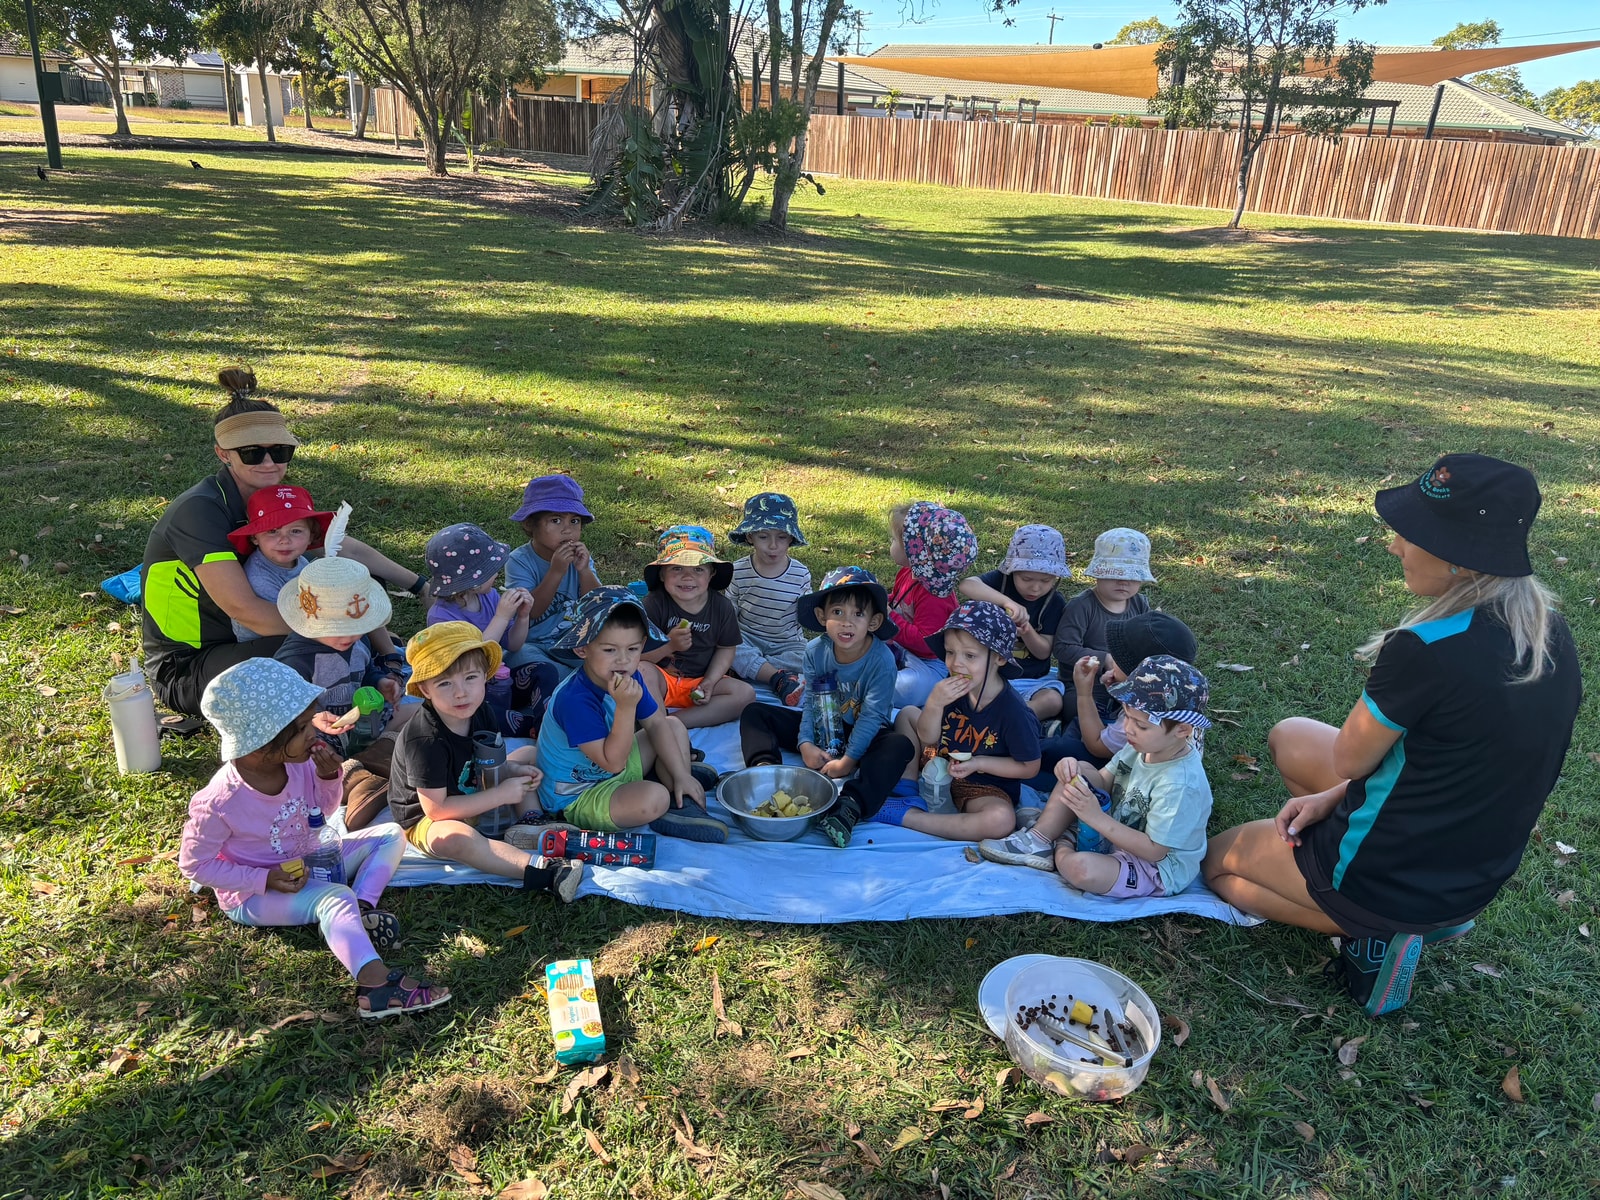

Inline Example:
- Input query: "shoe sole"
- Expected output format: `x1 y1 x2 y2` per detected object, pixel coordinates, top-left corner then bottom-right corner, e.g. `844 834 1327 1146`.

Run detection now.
502 821 581 855
816 814 854 848
1422 920 1474 946
359 989 452 1021
361 911 403 952
651 812 728 843
549 863 584 903
1365 934 1423 1017
977 839 1057 871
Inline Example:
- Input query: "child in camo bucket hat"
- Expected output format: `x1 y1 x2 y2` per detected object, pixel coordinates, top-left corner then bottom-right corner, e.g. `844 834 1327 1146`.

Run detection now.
1107 654 1212 730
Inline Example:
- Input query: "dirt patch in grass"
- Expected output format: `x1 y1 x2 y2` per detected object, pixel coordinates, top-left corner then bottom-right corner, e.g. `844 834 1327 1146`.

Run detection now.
593 920 679 979
362 168 585 226
1168 226 1337 244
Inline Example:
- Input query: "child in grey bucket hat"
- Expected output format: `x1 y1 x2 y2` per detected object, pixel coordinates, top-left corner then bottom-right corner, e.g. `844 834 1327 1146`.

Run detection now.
184 658 451 1021
960 523 1072 726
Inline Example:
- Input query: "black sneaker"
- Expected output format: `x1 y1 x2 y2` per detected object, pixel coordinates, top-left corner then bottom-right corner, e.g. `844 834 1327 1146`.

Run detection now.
689 761 720 796
816 792 861 849
650 796 728 843
770 669 805 707
1330 934 1423 1017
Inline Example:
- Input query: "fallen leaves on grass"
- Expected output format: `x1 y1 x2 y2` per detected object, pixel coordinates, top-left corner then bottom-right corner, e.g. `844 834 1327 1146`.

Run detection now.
796 1184 847 1200
889 1126 924 1152
305 1152 371 1179
504 924 529 939
530 1064 559 1085
996 1066 1022 1090
1336 1035 1367 1066
963 1097 985 1120
1554 889 1576 907
1553 841 1579 865
784 1046 816 1060
1472 963 1504 978
673 1112 714 1162
1161 1014 1191 1046
927 1100 969 1114
1293 1121 1316 1142
105 1049 139 1075
270 1010 316 1031
1205 1077 1232 1112
710 969 743 1038
1096 1143 1155 1165
560 1064 609 1114
611 1053 641 1086
846 1123 883 1167
691 934 720 953
449 1144 483 1183
116 854 153 866
1215 662 1254 673
1502 1065 1524 1103
496 1181 548 1200
1023 1112 1054 1128
585 1127 612 1164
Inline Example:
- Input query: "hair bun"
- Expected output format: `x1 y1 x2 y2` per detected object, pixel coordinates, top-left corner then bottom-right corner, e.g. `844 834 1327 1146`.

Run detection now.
217 367 257 401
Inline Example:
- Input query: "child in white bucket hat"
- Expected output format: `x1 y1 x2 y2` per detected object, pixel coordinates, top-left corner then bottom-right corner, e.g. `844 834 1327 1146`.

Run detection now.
959 524 1072 726
1053 527 1154 728
181 657 450 1020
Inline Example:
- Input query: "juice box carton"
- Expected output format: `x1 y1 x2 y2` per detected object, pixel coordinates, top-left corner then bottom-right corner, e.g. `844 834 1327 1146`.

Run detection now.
545 959 605 1064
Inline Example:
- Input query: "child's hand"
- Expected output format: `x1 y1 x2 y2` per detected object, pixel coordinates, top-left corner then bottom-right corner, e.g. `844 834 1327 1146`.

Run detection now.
496 774 541 804
570 543 592 571
667 622 694 653
502 587 535 615
819 757 853 779
672 770 705 808
378 677 403 705
1072 656 1102 691
266 864 307 893
1003 601 1027 625
1056 774 1099 821
506 762 544 790
949 755 981 780
799 743 829 771
311 710 344 735
310 742 344 779
1013 612 1035 636
930 675 969 707
1054 757 1086 785
609 671 643 708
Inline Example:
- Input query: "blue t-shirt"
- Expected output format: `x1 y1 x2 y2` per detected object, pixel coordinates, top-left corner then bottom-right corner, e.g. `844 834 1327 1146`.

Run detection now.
505 544 593 650
537 668 659 812
935 682 1042 802
798 636 897 762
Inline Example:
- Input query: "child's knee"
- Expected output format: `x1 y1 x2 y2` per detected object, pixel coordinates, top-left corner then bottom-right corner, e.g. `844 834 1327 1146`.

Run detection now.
727 678 756 704
976 804 1017 839
1055 847 1093 888
425 822 480 859
633 781 670 821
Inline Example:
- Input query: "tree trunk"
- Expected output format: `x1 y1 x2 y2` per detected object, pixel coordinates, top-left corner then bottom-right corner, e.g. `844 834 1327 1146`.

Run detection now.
1230 141 1254 228
221 55 238 125
353 80 368 139
417 96 448 175
253 43 276 144
101 50 132 137
302 72 314 129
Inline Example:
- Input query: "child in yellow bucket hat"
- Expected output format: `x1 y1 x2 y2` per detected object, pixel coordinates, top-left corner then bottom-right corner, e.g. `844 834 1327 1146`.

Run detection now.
385 621 583 900
639 527 757 730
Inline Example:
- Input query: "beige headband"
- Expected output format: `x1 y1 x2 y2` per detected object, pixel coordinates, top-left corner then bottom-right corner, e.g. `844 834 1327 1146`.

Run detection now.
214 409 300 450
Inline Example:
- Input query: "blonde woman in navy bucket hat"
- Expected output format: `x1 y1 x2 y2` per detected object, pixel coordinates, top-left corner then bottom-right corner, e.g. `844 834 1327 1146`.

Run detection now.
1204 455 1582 1018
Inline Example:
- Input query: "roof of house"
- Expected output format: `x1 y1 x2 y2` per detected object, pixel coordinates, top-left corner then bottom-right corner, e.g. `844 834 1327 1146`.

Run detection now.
842 44 1582 139
0 35 74 62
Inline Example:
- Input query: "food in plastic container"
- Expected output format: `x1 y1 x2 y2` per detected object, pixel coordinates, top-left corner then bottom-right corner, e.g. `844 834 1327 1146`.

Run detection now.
1001 957 1161 1101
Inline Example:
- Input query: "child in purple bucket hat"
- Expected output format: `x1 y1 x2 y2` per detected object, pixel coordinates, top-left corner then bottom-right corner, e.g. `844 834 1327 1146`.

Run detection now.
506 474 602 679
959 523 1071 727
888 600 1042 842
886 501 979 708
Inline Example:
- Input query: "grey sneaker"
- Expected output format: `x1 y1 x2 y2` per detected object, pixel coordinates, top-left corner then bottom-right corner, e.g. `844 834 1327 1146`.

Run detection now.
549 859 584 904
502 818 582 857
1015 806 1044 830
978 829 1057 871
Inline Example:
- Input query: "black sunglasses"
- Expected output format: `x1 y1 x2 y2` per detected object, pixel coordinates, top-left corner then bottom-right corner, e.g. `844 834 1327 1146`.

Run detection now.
232 444 296 465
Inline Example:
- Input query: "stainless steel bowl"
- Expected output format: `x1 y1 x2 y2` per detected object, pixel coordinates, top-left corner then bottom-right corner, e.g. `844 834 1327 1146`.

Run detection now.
717 764 838 842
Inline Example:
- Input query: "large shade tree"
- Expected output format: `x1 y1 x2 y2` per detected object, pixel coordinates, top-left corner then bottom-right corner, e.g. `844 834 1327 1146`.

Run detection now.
1152 0 1382 228
313 0 560 174
1541 80 1600 139
0 0 194 136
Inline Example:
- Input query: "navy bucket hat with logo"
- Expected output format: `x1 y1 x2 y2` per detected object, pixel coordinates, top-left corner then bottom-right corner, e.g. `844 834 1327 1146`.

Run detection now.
1374 453 1539 578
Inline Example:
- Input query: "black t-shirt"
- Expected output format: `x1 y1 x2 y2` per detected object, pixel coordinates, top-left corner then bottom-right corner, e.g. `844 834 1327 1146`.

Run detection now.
979 569 1066 680
1298 607 1582 932
140 469 248 681
387 701 498 830
935 682 1043 802
642 590 741 679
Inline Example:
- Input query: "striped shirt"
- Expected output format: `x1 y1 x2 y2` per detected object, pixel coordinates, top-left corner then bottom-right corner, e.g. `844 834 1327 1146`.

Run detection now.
728 555 812 647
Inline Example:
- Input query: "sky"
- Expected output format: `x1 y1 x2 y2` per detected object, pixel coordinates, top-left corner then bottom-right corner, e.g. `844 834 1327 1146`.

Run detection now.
848 1 1600 94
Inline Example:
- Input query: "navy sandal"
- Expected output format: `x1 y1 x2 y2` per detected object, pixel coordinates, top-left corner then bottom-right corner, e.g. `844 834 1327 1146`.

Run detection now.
357 969 451 1020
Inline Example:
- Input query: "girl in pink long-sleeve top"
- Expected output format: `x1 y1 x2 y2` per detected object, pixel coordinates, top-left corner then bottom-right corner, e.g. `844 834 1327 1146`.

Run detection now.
181 658 450 1021
886 501 979 708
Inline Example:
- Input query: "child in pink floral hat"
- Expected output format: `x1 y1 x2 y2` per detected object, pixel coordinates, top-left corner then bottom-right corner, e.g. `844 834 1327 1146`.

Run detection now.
886 500 978 707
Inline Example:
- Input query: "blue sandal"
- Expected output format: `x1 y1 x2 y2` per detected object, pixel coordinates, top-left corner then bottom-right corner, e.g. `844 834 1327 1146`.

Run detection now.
357 969 451 1020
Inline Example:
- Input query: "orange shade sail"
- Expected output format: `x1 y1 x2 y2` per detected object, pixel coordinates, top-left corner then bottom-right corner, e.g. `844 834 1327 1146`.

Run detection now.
837 40 1600 100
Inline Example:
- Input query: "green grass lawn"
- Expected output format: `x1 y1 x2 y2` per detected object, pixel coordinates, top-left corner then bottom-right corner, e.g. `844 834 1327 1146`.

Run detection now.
1 144 1597 1199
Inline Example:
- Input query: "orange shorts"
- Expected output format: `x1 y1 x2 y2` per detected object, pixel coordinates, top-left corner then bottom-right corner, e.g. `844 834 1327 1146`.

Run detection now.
662 672 706 711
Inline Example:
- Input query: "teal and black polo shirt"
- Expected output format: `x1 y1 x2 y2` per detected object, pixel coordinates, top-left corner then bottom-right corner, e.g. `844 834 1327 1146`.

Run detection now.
140 469 248 683
1297 606 1581 935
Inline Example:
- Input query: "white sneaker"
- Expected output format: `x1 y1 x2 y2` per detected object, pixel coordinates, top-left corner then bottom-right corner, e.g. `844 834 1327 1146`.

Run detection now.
977 829 1056 871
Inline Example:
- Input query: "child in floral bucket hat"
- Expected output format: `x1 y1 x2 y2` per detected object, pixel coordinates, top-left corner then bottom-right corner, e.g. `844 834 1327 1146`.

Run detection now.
1054 527 1154 728
181 658 449 1021
640 530 756 730
425 522 557 740
981 655 1214 901
960 523 1072 727
727 493 813 707
530 586 726 843
886 500 979 708
889 600 1042 842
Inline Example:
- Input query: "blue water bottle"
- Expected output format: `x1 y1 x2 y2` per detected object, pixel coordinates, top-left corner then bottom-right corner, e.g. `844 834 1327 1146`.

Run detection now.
811 674 843 757
303 808 346 886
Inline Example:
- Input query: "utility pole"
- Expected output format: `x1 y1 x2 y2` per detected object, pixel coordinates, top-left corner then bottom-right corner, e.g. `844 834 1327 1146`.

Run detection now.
853 12 865 55
22 0 63 169
1045 11 1062 45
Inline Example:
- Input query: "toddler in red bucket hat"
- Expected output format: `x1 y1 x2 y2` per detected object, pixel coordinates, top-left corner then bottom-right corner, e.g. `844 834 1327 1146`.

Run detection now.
227 485 334 643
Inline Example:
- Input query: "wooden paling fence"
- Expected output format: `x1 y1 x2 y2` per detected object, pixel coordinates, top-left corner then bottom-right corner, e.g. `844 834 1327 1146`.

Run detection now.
802 114 1600 239
369 88 602 158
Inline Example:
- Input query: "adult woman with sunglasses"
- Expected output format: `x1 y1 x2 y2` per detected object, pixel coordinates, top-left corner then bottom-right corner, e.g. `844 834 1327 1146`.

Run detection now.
1202 454 1582 1017
141 370 429 715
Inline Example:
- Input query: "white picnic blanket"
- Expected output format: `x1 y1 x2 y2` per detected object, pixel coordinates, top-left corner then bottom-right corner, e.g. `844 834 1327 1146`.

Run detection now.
354 709 1261 927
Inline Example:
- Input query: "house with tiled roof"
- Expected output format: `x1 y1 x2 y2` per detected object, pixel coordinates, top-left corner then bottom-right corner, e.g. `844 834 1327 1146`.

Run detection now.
0 35 74 104
838 43 1582 144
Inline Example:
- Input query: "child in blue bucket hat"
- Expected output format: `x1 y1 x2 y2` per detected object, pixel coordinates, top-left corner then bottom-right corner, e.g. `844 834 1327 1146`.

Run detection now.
888 600 1042 841
738 566 916 849
726 493 814 707
526 586 727 843
505 474 602 680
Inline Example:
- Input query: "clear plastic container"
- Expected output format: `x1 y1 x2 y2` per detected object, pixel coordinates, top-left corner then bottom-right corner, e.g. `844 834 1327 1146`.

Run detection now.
1002 957 1161 1101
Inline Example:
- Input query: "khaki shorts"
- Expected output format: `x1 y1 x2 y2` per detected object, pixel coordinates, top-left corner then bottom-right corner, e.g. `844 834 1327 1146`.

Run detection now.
550 741 644 832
